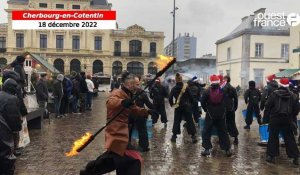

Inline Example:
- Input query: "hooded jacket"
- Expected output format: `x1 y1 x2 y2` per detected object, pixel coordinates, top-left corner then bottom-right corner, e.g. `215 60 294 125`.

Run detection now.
36 78 49 102
264 87 299 122
244 86 261 105
150 83 168 104
260 80 278 110
223 83 238 111
11 56 26 87
0 79 22 157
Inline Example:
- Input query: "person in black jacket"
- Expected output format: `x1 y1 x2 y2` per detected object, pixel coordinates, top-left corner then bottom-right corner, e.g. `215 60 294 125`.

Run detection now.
264 78 300 165
79 72 89 112
53 74 64 118
11 56 27 95
129 75 154 152
244 81 262 129
0 78 22 175
187 78 201 124
201 75 232 157
169 73 197 143
36 73 49 108
223 76 239 145
150 78 168 126
71 74 81 114
260 74 278 111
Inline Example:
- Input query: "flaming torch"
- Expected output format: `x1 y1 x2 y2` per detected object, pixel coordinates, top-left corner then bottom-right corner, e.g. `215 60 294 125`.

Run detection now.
65 55 176 156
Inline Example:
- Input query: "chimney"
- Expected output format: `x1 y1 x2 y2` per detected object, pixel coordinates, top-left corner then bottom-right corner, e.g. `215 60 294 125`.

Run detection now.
254 8 266 15
241 16 249 22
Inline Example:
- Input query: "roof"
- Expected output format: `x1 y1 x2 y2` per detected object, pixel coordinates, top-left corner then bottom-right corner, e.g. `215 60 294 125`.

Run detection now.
275 69 300 78
216 12 290 45
7 0 28 4
28 53 60 74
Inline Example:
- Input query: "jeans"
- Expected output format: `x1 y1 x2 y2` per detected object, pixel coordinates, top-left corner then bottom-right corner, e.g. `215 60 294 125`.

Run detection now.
54 98 62 117
86 92 93 109
72 96 79 113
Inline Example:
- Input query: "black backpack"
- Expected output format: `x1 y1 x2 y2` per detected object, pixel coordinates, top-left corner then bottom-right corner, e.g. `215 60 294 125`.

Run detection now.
249 89 260 104
273 91 293 116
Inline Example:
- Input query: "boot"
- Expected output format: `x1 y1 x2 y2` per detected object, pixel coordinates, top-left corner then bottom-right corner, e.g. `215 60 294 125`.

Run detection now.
171 135 177 143
293 158 299 165
266 155 276 164
191 135 198 144
201 149 210 157
233 137 239 145
225 149 232 157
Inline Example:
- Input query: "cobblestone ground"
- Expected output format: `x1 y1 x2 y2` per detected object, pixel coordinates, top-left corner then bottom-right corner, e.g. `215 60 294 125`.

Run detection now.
15 93 300 175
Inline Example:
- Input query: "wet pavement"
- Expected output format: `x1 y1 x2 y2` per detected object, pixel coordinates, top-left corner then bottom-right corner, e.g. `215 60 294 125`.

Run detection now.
15 93 300 175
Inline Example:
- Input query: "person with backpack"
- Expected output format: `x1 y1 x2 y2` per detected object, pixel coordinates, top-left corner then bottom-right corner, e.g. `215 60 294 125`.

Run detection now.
263 78 300 165
260 74 278 112
169 73 197 143
201 74 232 157
244 80 262 129
223 76 239 145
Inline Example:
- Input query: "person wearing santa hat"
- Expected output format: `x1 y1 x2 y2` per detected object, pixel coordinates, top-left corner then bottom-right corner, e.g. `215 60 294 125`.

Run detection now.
264 78 300 165
244 80 262 129
201 74 232 157
260 74 278 112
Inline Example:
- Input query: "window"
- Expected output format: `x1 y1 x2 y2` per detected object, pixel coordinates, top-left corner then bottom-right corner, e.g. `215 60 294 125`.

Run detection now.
0 37 6 48
25 60 32 67
40 34 47 49
72 5 80 9
16 33 24 48
56 35 64 49
114 41 121 56
150 42 156 57
72 36 80 50
255 43 264 57
254 69 264 88
39 3 47 8
129 40 142 56
281 44 289 59
227 47 231 60
56 4 64 9
94 36 102 51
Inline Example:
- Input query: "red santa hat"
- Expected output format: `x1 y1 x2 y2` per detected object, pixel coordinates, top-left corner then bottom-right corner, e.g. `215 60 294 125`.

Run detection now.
266 74 276 82
210 74 220 84
278 78 289 88
218 74 224 82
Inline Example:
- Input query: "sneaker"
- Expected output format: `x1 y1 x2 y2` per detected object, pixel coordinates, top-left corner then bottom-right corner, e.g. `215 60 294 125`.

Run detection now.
244 125 250 130
293 158 299 165
233 137 239 145
55 115 62 119
225 150 232 157
171 135 177 143
191 135 198 144
266 155 276 164
201 149 210 157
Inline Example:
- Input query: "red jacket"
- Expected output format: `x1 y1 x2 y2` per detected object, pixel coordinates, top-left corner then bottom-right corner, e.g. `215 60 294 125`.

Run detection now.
105 88 148 156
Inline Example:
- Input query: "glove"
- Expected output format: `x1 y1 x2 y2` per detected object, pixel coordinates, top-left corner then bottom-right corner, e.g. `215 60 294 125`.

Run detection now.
121 99 134 108
148 109 159 118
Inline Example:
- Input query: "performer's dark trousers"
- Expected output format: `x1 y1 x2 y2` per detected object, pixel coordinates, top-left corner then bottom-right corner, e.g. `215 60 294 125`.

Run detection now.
267 117 299 158
246 103 261 125
202 115 230 150
226 111 239 137
129 116 149 149
81 151 141 175
172 106 196 136
192 101 201 123
152 102 168 124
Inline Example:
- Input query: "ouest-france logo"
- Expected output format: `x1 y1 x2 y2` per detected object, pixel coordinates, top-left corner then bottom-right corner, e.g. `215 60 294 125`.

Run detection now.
253 12 300 27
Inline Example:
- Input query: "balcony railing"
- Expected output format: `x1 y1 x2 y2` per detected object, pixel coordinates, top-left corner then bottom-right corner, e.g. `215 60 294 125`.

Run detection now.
113 52 157 57
0 48 6 53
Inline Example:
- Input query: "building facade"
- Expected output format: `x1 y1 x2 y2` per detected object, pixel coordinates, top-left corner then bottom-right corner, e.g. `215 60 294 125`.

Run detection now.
216 8 290 89
1 0 164 76
289 24 300 68
164 33 197 62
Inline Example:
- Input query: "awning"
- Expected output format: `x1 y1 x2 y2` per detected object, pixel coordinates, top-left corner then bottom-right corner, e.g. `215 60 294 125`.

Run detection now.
275 69 300 78
293 48 300 53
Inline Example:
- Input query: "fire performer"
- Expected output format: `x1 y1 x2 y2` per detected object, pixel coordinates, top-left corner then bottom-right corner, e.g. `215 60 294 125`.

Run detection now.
80 71 158 175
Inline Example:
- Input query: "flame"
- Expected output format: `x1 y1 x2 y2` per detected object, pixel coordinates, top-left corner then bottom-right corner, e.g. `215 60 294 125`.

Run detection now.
65 132 93 157
156 55 174 70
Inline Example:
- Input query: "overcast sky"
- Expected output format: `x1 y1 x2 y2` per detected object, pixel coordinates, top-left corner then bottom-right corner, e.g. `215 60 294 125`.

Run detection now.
1 0 300 56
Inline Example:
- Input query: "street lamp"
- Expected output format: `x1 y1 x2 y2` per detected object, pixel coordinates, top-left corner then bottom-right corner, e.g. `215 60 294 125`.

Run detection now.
170 0 179 73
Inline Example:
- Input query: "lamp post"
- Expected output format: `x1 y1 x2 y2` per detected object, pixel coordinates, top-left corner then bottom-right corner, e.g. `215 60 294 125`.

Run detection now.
171 0 178 73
